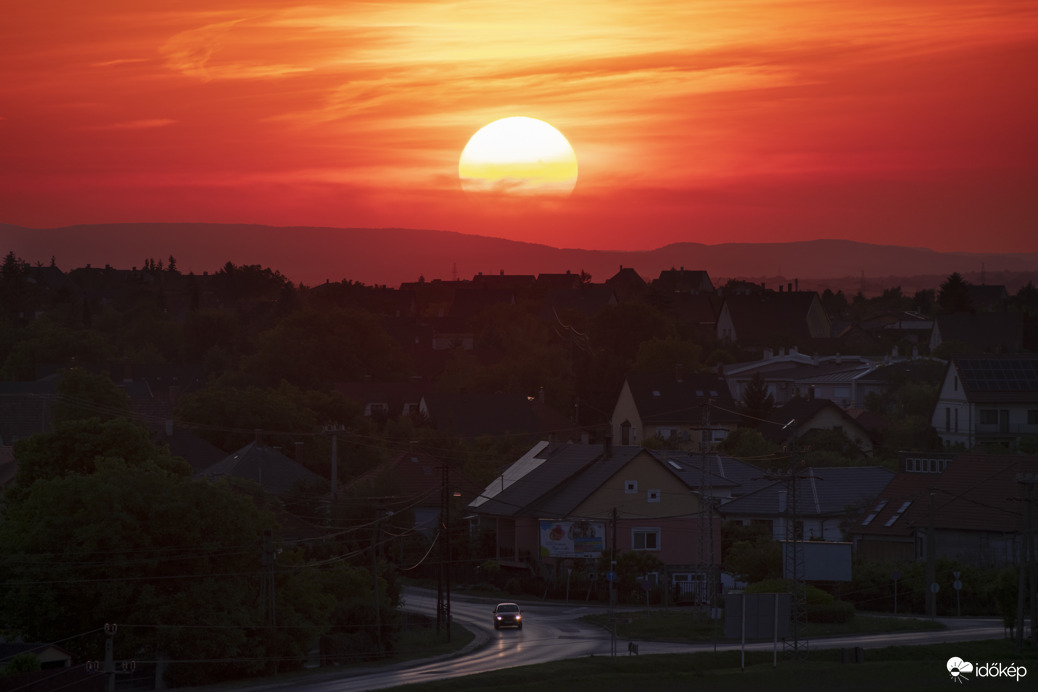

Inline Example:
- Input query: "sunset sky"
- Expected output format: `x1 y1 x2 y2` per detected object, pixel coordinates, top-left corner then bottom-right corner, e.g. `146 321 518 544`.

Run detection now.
3 0 1037 253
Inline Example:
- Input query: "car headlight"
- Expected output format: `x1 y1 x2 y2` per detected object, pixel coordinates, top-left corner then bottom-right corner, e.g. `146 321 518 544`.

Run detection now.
496 615 502 620
515 614 521 620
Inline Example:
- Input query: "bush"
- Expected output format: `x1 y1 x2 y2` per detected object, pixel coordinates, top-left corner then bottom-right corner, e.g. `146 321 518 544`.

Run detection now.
808 600 855 624
746 578 855 623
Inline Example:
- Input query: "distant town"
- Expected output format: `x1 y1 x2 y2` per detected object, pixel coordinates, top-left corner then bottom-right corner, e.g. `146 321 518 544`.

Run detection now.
0 251 1036 689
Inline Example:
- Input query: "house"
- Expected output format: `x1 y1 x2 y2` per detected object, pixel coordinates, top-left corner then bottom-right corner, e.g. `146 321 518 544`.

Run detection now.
716 290 830 348
604 265 649 303
196 430 328 497
536 271 585 290
336 379 432 420
611 369 740 448
929 312 1023 354
431 287 515 350
345 446 482 537
651 267 715 295
718 466 895 543
542 285 617 318
931 354 1038 449
469 441 722 593
0 380 55 445
642 449 769 501
965 284 1009 312
724 350 879 408
849 453 1038 566
757 397 876 457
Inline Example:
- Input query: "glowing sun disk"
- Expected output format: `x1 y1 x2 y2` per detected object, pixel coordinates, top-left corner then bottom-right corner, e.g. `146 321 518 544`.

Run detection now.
458 117 578 196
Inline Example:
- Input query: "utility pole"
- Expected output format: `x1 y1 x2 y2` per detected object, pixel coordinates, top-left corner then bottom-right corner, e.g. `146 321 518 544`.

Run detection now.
324 423 346 500
104 623 116 692
766 422 807 661
436 463 452 641
926 489 937 619
611 507 618 607
697 403 716 609
1012 474 1037 650
784 450 807 661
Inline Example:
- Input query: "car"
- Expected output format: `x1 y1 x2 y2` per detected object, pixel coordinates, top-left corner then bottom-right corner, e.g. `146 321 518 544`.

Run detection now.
493 602 523 630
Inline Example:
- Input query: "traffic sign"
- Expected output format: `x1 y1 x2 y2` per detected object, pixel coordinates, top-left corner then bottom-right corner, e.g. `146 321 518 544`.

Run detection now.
606 571 616 582
930 582 940 593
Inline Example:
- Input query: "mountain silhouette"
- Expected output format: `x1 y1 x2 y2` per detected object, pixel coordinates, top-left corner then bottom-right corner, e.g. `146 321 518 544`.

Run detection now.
1 222 1035 290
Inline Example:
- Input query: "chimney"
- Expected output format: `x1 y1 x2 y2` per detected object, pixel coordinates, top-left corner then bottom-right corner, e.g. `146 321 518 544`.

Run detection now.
795 278 799 291
788 282 793 293
604 433 613 459
779 284 783 293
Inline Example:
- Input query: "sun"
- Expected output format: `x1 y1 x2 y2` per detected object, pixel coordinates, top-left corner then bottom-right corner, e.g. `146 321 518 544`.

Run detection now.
458 117 578 196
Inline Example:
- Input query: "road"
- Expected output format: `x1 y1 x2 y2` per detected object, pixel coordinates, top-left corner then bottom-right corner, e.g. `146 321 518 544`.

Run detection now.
228 587 1006 691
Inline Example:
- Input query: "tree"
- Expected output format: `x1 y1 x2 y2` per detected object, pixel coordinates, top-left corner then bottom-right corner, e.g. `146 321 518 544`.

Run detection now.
174 381 364 454
49 367 131 424
722 522 780 583
0 461 279 683
632 337 703 374
237 307 410 389
0 316 113 380
937 272 973 313
738 372 774 426
9 417 190 502
718 428 780 462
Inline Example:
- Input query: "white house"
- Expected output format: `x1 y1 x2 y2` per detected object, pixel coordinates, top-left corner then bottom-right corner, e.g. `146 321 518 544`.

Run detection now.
931 355 1038 449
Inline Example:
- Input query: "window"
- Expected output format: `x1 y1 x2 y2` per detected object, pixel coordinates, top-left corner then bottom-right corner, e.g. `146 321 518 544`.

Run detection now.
625 480 638 494
861 500 887 526
647 489 661 503
945 407 951 432
632 528 660 551
884 501 912 526
954 408 958 433
980 409 998 425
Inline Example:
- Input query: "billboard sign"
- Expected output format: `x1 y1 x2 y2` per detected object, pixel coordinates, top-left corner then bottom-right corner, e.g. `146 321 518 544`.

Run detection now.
781 540 853 582
539 520 606 558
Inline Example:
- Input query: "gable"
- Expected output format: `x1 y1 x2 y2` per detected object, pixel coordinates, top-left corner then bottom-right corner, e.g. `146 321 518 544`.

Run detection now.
571 451 701 519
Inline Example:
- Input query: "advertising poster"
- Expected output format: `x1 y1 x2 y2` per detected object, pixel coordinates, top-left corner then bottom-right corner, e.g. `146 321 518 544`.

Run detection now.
539 520 606 558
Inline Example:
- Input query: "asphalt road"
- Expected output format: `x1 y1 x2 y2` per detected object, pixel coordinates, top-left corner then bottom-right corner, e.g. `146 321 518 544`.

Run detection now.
225 587 1007 692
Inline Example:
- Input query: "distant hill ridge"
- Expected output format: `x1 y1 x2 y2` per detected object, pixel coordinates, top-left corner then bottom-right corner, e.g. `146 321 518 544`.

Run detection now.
1 222 1035 292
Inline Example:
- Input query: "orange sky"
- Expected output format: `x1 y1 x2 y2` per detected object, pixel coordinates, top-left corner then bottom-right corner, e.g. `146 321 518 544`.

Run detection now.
2 0 1037 253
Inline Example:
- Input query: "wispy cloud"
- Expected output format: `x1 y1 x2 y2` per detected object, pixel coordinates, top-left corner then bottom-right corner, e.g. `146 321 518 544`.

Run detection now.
87 119 178 130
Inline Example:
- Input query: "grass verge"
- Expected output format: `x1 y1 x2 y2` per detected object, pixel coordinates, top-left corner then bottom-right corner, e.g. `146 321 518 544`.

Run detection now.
381 638 1037 692
579 609 944 642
